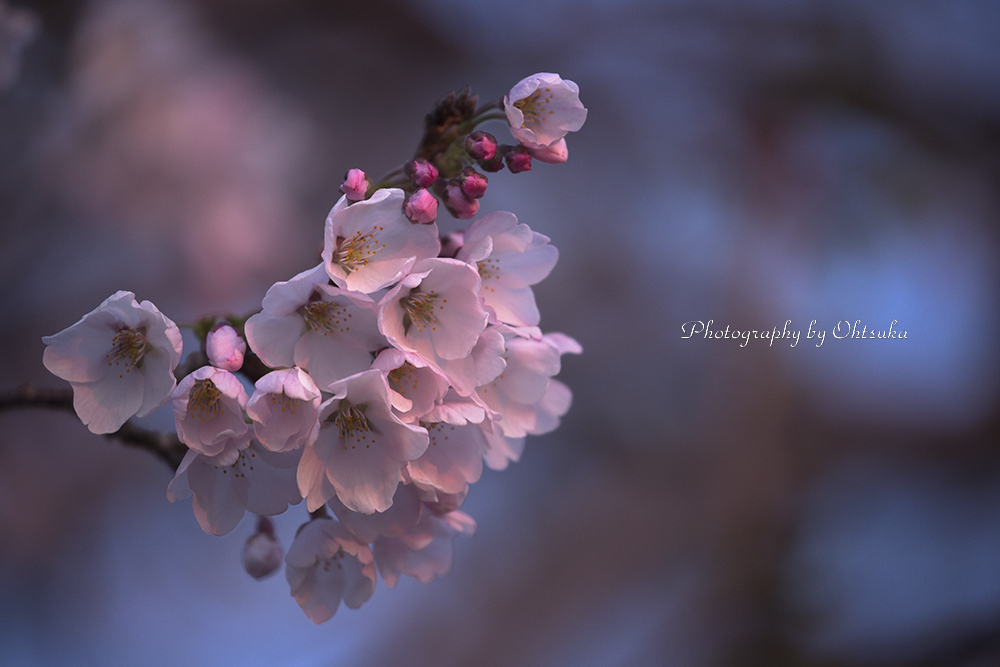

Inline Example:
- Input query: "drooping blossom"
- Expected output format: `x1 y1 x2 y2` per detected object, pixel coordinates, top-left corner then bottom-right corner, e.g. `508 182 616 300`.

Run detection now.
206 323 246 371
371 347 451 423
322 188 440 294
328 482 423 544
244 263 383 390
456 211 559 328
504 72 587 149
42 290 183 434
171 366 250 459
297 369 429 514
373 508 476 587
285 518 376 624
167 441 302 536
476 332 581 438
246 367 322 453
527 138 568 164
406 420 488 496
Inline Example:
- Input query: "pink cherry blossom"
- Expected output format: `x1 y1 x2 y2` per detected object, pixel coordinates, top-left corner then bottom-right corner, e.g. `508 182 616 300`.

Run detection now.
244 263 384 390
171 366 250 458
206 323 246 371
527 137 568 164
476 332 580 438
457 211 559 328
246 367 322 453
373 508 475 587
42 291 183 434
285 518 376 624
504 72 587 149
167 441 302 536
322 188 440 294
371 347 450 422
328 482 423 543
297 369 429 514
406 421 488 496
378 257 490 370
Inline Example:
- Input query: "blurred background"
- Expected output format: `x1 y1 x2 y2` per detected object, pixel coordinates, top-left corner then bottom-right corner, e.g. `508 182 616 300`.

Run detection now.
1 0 999 665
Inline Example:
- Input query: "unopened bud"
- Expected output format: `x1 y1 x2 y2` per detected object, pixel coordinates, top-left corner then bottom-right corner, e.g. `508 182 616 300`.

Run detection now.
242 517 283 580
404 188 438 224
206 323 246 372
465 131 497 161
442 183 480 219
503 145 532 173
459 167 488 199
479 156 505 173
340 168 369 201
527 138 569 164
403 158 439 188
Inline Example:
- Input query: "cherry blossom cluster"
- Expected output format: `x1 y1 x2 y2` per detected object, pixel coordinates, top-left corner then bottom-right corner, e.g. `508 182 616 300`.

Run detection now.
41 73 585 624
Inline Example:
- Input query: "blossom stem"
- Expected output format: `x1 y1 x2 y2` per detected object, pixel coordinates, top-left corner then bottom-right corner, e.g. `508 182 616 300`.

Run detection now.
0 384 187 469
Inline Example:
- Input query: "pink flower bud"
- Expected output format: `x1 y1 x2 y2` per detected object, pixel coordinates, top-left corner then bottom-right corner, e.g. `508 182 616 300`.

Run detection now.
404 188 438 224
206 323 246 372
403 158 439 188
442 183 480 219
527 138 569 164
339 168 369 201
465 131 497 161
504 145 532 173
242 530 283 580
459 167 488 199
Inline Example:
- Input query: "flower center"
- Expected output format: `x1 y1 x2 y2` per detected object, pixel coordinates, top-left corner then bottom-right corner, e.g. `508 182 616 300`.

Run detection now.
387 362 418 397
187 379 224 421
329 401 375 450
106 327 147 376
513 87 554 127
334 227 386 274
270 391 301 414
321 546 346 571
401 290 439 335
301 295 351 336
476 258 501 292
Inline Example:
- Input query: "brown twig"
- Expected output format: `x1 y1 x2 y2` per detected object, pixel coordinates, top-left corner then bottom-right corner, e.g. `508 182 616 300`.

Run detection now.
0 384 187 470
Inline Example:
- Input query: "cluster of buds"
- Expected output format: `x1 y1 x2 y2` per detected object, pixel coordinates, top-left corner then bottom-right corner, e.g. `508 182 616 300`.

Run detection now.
41 73 586 624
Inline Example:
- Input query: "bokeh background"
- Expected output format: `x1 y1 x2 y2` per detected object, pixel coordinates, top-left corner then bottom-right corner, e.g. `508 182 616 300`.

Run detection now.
2 1 999 665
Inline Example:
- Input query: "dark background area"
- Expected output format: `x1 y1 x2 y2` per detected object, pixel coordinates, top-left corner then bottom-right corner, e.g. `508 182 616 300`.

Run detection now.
1 0 999 665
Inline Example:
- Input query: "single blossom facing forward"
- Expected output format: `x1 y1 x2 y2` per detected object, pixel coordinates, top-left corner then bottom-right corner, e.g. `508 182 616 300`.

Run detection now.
504 72 587 149
322 188 440 294
244 263 383 390
297 369 429 514
42 291 183 434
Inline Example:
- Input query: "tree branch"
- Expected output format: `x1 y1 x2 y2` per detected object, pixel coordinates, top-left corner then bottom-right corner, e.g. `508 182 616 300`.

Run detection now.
0 384 187 470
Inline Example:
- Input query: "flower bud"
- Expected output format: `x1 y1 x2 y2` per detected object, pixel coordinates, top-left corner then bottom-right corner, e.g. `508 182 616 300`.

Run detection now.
242 517 283 580
403 158 439 188
404 188 438 224
503 145 532 173
479 156 505 173
465 131 497 161
442 183 480 219
527 138 569 164
206 323 246 372
459 167 488 199
339 168 369 201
